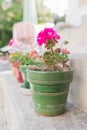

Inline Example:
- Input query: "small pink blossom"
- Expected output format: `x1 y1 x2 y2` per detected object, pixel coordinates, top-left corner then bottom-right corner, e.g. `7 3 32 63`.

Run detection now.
8 39 15 46
37 28 61 46
61 48 70 54
29 51 40 58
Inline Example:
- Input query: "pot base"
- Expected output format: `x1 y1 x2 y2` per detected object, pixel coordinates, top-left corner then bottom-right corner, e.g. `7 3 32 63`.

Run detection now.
32 90 68 116
35 109 65 116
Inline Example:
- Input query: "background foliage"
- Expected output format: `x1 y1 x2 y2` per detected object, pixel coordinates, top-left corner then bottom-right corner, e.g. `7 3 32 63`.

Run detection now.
36 0 53 23
0 0 23 48
0 0 64 48
0 0 53 48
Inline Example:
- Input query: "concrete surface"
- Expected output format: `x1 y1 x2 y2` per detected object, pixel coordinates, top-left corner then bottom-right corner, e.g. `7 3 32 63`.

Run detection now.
0 60 11 72
0 78 8 130
0 60 10 130
1 71 87 130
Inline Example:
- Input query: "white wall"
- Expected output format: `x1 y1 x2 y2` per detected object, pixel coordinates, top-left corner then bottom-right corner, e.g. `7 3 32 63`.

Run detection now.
66 0 87 26
58 26 87 53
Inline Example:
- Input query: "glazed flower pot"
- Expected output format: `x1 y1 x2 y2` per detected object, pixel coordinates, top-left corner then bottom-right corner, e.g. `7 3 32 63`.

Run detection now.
10 61 23 83
20 65 30 89
27 69 73 116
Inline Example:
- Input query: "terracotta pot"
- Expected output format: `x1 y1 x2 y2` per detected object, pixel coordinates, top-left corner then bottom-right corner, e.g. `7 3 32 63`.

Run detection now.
10 61 23 83
10 61 18 76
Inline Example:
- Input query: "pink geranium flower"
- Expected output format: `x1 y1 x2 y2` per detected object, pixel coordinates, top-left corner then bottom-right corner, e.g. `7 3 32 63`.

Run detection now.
37 28 61 46
61 48 70 54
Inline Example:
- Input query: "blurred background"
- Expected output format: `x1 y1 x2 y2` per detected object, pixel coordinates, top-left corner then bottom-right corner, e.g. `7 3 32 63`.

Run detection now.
0 1 87 127
0 0 87 52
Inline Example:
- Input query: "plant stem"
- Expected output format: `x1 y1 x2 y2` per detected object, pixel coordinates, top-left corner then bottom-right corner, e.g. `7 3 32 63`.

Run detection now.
60 42 64 49
51 48 56 70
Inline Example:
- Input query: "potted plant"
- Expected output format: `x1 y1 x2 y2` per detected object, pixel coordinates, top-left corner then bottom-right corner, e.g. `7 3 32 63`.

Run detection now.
19 53 33 89
26 27 73 116
8 38 30 83
19 51 42 89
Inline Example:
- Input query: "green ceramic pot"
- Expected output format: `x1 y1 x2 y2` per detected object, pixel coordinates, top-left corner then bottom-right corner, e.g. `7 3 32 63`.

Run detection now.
27 69 73 116
20 65 30 89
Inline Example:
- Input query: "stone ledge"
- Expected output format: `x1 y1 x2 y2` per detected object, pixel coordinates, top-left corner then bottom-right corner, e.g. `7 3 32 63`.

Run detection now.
1 71 87 130
69 54 87 112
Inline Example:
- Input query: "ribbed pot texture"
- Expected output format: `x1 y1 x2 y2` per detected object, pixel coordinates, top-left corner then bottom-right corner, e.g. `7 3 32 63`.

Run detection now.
27 69 73 116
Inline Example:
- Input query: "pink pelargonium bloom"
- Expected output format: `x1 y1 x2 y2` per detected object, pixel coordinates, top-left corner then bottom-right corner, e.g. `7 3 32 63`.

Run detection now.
8 39 15 46
61 48 70 54
37 28 61 46
29 51 40 58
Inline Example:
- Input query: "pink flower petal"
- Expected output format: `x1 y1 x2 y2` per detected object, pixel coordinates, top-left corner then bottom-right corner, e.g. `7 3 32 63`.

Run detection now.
61 48 70 54
8 39 15 46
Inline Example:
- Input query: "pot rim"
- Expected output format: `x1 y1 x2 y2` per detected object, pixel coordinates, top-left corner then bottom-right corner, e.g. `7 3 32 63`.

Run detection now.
27 69 73 74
